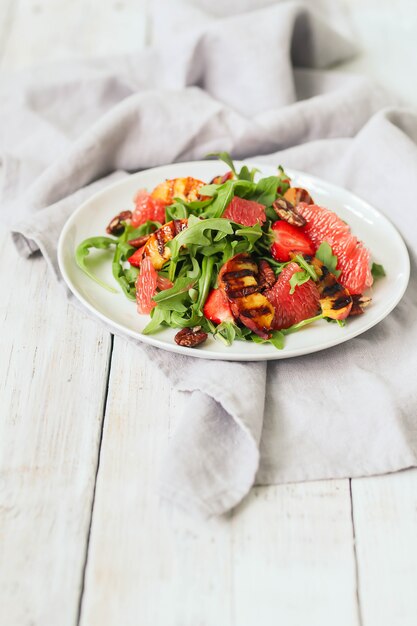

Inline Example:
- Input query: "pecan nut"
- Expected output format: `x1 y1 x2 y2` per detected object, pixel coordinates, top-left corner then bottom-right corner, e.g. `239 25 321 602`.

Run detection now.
258 259 276 291
349 294 372 316
273 198 306 227
106 210 132 236
284 187 314 207
174 326 208 348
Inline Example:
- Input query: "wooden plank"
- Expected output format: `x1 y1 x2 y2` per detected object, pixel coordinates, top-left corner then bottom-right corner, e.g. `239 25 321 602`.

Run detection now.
79 337 233 626
0 0 148 71
79 336 359 626
232 481 360 626
352 470 417 626
0 227 112 626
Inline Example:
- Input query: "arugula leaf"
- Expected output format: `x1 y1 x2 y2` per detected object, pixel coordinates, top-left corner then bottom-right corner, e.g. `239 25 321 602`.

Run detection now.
237 165 259 182
282 314 324 335
167 218 234 263
316 242 341 278
371 262 386 279
251 176 279 206
142 307 171 335
289 270 312 294
276 165 291 195
293 254 319 281
152 278 196 305
125 220 161 240
270 331 285 349
207 152 259 184
213 321 237 346
208 151 237 175
250 330 285 350
198 184 219 197
235 223 263 246
165 201 188 221
259 256 290 275
75 237 118 293
112 231 137 300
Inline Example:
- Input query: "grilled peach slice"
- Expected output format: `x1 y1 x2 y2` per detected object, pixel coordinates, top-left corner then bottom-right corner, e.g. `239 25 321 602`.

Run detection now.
309 256 353 320
143 219 187 270
219 253 274 339
151 177 207 205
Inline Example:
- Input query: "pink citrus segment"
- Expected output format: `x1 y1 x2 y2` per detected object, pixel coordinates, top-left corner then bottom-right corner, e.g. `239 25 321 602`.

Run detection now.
223 197 266 226
131 190 166 228
265 262 320 330
297 203 373 295
136 256 158 314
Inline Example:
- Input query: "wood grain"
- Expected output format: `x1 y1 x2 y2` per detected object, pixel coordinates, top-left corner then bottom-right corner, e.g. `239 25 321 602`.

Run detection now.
352 470 417 626
0 228 112 626
79 336 359 626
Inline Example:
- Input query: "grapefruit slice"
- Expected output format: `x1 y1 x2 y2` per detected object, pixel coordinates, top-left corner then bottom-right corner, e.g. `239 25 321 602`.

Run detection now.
136 256 158 314
265 262 320 330
131 190 166 227
223 197 266 227
298 203 373 295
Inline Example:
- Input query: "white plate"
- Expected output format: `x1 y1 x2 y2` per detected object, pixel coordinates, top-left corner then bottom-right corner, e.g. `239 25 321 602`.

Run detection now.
58 161 410 361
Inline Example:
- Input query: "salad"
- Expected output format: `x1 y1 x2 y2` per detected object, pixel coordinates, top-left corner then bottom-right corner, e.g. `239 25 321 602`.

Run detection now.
75 153 385 350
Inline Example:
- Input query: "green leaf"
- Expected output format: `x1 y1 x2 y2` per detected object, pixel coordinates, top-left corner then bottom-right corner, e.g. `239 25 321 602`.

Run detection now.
235 223 263 246
289 270 311 294
165 201 188 221
167 218 234 262
198 184 219 197
259 256 290 275
270 330 285 350
207 152 259 183
152 278 196 303
112 229 137 300
213 321 237 346
371 262 386 279
142 307 170 335
282 314 324 335
250 330 285 350
251 176 279 206
293 254 319 281
75 237 118 293
237 165 259 182
207 151 237 175
315 242 341 278
203 181 235 218
125 220 161 240
276 165 291 195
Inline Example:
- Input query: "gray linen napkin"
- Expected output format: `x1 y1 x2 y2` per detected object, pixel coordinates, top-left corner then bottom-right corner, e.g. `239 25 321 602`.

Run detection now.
3 2 417 517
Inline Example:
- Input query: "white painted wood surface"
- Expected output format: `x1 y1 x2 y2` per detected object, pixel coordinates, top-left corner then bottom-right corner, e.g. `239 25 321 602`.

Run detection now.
0 228 111 626
1 2 417 625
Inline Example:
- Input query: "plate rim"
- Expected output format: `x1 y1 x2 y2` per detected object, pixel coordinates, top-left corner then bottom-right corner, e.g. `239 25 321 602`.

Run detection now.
57 160 411 361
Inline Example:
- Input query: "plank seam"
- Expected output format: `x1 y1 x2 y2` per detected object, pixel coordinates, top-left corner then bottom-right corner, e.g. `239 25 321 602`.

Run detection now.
350 479 364 626
75 333 115 626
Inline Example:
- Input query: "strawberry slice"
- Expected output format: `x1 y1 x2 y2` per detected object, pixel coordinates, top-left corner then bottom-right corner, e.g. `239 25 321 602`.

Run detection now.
223 197 266 227
271 221 315 262
128 246 146 268
203 288 234 324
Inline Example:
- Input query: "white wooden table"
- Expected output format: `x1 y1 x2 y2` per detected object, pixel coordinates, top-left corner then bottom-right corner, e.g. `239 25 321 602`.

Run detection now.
1 2 417 625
